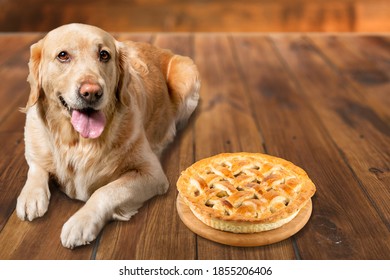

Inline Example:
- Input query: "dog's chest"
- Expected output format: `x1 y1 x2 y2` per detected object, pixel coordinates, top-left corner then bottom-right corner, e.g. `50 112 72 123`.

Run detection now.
53 144 119 201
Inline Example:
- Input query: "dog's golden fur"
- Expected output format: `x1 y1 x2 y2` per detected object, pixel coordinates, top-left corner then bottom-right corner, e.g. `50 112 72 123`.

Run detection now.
16 23 199 248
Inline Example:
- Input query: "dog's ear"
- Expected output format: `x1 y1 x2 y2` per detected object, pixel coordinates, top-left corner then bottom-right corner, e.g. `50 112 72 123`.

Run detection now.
115 41 148 107
22 39 44 112
115 41 131 107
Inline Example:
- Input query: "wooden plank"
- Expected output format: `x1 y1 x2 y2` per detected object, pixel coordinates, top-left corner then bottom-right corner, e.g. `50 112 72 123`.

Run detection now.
0 35 54 259
353 36 390 61
193 34 296 259
273 35 390 227
0 132 26 231
0 185 94 259
248 34 390 259
95 34 198 259
308 35 390 122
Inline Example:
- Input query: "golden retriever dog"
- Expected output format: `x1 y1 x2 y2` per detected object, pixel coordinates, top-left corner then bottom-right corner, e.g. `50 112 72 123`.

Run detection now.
16 23 200 249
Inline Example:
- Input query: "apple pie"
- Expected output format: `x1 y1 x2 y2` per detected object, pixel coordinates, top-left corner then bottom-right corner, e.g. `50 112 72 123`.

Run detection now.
177 153 316 233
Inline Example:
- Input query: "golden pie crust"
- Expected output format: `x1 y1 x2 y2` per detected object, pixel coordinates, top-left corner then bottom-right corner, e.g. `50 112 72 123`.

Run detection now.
177 153 316 233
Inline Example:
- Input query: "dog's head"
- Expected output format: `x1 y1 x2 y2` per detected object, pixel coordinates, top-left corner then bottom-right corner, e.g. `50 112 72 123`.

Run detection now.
25 23 133 139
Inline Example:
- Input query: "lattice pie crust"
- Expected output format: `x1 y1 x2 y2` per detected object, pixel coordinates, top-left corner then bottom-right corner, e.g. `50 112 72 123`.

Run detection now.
177 153 316 233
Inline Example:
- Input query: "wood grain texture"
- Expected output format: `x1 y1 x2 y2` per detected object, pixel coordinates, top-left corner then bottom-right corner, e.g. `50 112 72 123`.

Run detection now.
269 34 390 258
272 35 390 230
0 185 93 260
232 35 390 259
308 35 390 121
0 0 389 32
0 33 389 260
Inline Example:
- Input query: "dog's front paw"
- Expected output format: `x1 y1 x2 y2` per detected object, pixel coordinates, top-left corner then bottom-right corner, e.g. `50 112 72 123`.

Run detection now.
16 186 50 221
61 210 105 249
158 178 170 195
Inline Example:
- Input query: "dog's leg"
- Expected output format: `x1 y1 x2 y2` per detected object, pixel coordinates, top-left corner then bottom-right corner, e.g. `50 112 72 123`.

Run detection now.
60 150 169 249
16 164 50 221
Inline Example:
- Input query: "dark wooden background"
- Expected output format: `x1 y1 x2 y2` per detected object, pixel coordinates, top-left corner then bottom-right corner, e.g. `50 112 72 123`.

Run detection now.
0 0 389 32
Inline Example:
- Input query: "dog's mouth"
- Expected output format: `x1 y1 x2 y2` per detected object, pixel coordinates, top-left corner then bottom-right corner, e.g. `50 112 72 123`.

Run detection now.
59 96 71 112
59 96 106 139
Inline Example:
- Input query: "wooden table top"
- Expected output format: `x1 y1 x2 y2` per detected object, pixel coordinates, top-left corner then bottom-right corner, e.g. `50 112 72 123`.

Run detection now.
0 33 389 260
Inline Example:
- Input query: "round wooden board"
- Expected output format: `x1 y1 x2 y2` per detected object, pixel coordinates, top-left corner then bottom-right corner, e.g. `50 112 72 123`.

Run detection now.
176 195 313 247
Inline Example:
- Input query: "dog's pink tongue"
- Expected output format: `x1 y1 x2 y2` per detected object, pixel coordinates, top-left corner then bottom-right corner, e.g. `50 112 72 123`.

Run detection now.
71 110 106 139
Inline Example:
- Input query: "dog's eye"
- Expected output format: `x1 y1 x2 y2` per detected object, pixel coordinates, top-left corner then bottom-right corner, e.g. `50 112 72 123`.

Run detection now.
99 50 111 62
57 51 70 62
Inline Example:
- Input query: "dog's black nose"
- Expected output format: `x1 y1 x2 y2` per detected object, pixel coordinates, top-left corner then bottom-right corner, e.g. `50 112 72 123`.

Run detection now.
79 82 103 103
